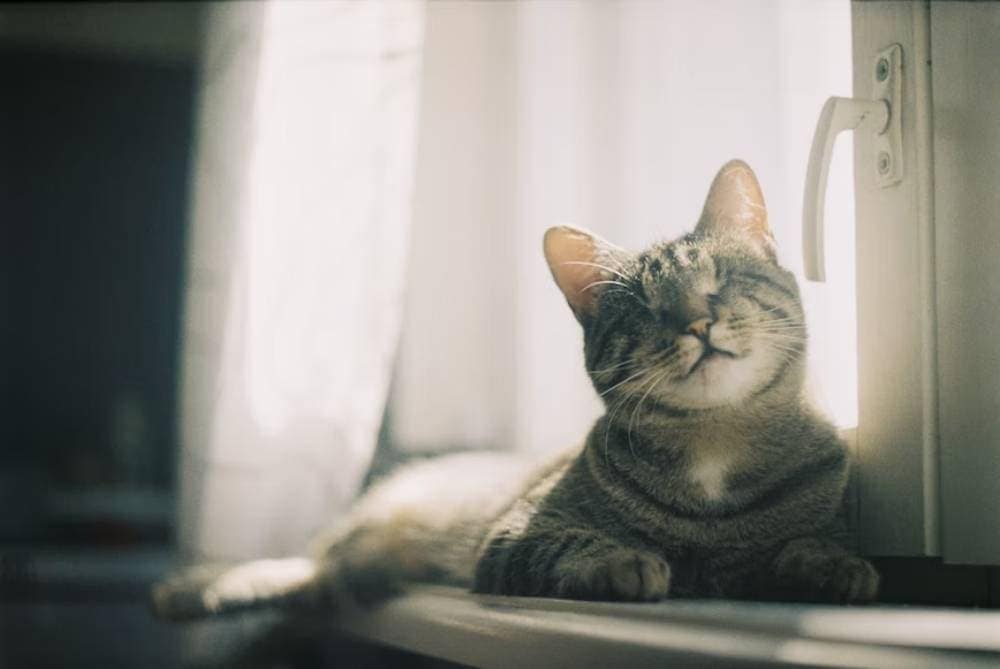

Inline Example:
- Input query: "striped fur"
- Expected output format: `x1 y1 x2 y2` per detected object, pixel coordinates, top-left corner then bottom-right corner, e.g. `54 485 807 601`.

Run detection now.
151 160 876 621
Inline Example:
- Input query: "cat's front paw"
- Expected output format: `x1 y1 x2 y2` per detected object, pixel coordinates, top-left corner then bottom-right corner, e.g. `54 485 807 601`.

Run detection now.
776 550 879 604
820 555 879 603
555 549 670 602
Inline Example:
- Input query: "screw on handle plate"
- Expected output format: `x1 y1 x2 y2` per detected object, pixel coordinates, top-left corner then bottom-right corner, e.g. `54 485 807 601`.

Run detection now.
873 44 904 188
876 57 890 82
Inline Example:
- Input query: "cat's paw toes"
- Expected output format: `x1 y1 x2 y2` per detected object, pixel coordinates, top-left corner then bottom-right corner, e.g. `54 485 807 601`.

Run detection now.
556 549 670 602
822 556 879 603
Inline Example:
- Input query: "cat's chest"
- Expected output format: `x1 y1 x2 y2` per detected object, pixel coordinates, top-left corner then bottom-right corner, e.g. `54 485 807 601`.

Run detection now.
681 431 745 502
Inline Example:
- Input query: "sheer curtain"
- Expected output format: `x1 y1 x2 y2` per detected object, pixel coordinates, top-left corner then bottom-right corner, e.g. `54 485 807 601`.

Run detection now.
392 0 856 455
177 0 854 562
177 1 424 562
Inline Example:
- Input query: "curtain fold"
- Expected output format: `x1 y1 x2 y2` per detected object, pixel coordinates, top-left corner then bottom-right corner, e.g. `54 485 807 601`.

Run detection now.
177 0 424 561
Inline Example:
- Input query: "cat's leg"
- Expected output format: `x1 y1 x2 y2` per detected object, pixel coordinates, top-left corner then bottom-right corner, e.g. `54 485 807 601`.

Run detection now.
311 520 453 607
151 559 319 620
475 529 671 602
771 536 879 603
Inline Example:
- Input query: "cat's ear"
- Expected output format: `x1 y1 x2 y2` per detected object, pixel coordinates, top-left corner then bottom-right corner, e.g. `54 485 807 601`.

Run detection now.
544 226 626 322
695 159 776 261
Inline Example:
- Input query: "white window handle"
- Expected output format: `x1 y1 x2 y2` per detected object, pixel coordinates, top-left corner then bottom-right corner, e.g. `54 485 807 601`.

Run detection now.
802 97 888 281
802 44 903 282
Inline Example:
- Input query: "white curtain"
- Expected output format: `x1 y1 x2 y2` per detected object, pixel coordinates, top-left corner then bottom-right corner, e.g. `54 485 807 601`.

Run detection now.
176 0 854 563
392 0 856 455
177 0 424 561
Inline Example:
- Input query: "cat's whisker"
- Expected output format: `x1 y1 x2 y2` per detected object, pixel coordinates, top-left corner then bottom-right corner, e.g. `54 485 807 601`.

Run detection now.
758 316 805 327
604 385 643 465
589 359 636 375
758 322 806 330
754 302 796 314
761 349 802 362
600 354 675 462
624 371 660 456
599 347 678 387
578 279 631 294
558 260 632 283
757 335 806 347
761 333 806 341
754 328 806 335
761 332 806 338
738 323 806 333
737 321 805 332
603 289 650 307
756 336 806 345
758 335 806 347
731 307 801 319
627 366 671 458
648 347 680 365
758 343 806 359
757 333 807 344
599 365 659 397
730 316 803 327
604 253 629 272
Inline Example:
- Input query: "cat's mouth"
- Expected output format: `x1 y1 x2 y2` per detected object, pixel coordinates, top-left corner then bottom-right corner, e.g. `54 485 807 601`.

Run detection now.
686 344 737 377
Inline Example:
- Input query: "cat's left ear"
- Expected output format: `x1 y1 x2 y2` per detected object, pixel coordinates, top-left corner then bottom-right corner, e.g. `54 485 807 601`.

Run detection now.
695 159 776 261
544 226 627 323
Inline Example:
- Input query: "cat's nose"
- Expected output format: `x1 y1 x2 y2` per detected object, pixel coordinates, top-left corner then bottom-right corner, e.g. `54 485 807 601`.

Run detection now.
686 317 712 339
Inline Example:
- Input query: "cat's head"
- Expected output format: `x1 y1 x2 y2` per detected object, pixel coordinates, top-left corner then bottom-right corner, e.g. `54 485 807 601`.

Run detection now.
544 160 805 412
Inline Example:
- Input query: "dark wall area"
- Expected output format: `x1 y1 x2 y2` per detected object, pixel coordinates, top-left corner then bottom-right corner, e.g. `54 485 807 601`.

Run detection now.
1 46 196 543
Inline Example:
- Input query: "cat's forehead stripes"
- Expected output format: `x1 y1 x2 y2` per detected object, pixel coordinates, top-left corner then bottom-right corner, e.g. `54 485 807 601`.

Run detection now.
633 242 719 310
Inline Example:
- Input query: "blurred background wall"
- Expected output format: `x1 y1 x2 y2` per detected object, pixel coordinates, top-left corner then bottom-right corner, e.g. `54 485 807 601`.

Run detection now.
1 4 203 666
1 1 202 546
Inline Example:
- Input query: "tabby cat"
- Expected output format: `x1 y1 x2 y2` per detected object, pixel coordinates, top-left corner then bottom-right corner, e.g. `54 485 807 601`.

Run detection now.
152 160 878 621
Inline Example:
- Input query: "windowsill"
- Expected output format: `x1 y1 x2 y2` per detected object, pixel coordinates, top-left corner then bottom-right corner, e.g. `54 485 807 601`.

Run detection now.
332 585 1000 668
8 548 1000 667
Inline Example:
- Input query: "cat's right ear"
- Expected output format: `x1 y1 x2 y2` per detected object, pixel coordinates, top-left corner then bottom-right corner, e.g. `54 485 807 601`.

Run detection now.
544 226 626 323
695 159 776 261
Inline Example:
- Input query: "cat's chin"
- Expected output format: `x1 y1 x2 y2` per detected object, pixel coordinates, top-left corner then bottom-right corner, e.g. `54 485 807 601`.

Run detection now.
663 355 762 410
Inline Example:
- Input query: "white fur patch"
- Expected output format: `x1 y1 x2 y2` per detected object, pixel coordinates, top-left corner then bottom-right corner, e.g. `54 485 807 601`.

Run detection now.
687 454 730 501
684 428 740 501
202 558 315 612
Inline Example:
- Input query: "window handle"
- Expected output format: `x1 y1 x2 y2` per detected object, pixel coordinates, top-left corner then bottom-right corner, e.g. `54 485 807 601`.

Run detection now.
802 97 888 282
803 44 902 282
